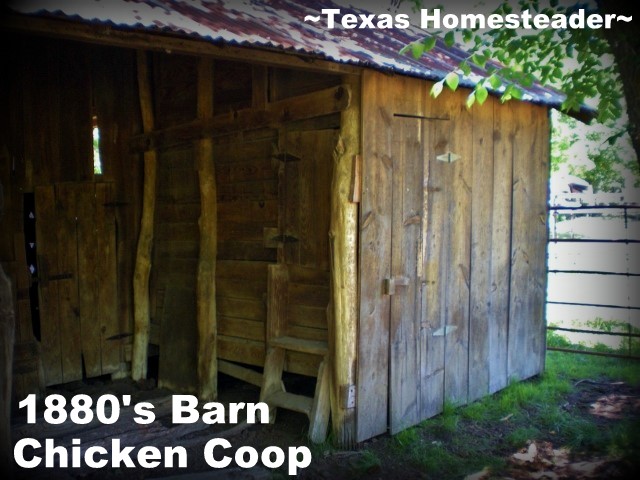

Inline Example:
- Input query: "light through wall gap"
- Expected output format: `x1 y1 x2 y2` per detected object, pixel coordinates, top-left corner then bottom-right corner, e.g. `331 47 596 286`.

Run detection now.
93 115 102 176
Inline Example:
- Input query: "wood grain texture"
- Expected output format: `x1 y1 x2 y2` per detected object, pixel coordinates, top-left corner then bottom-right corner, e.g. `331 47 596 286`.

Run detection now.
132 49 157 381
329 75 360 447
196 57 218 401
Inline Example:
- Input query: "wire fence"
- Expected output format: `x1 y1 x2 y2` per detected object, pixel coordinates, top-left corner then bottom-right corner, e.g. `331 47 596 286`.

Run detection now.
546 201 640 360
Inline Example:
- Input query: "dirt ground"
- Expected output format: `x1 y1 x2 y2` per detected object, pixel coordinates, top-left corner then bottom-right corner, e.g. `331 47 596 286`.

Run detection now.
7 371 640 479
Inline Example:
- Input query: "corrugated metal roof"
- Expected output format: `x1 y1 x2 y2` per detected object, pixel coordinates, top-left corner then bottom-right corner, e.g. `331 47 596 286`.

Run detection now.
7 0 574 109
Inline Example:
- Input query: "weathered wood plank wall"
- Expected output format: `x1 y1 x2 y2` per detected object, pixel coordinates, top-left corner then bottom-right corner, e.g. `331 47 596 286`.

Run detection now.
358 71 549 441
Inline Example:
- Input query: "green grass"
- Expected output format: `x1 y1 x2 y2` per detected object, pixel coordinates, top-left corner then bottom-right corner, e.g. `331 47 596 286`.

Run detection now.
380 344 640 479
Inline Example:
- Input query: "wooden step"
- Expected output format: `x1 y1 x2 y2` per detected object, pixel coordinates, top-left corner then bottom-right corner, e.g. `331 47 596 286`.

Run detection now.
269 336 328 356
265 391 313 416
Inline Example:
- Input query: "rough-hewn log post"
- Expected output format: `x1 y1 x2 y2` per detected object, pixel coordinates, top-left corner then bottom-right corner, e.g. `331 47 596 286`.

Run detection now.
132 50 157 381
328 75 360 447
1 263 15 470
196 58 218 401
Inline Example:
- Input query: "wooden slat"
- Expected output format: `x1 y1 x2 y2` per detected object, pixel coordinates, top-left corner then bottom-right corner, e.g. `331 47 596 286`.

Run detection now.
129 85 351 151
266 391 313 416
196 56 218 401
488 101 514 394
218 359 262 388
389 116 422 434
468 97 495 402
508 103 549 381
217 317 264 342
357 71 392 442
269 336 328 356
35 186 62 386
442 91 472 407
95 183 120 374
54 183 83 383
421 110 449 420
76 183 101 378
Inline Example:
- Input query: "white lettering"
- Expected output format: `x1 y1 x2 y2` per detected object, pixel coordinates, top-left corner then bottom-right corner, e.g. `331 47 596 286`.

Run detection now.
172 395 199 424
321 8 341 29
14 438 41 468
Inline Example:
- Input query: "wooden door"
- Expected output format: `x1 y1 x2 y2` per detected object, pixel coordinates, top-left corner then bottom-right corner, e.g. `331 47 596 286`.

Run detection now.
35 182 119 385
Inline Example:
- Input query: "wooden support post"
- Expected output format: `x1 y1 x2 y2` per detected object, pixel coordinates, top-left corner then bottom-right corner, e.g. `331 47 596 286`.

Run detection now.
131 50 157 381
196 57 218 401
328 74 361 447
0 264 15 470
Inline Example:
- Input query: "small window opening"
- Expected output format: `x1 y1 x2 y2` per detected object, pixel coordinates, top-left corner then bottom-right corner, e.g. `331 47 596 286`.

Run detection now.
92 115 102 175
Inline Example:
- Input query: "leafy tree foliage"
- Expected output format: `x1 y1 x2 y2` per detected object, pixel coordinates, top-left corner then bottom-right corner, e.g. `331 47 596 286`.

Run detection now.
402 0 639 164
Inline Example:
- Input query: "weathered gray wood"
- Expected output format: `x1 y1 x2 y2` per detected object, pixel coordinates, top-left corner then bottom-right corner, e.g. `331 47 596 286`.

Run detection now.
488 101 514 394
508 103 549 381
468 97 495 402
389 117 422 434
442 91 472 407
357 70 392 442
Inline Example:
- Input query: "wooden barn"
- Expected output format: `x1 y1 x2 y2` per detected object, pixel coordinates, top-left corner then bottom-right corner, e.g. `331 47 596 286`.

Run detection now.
0 0 582 446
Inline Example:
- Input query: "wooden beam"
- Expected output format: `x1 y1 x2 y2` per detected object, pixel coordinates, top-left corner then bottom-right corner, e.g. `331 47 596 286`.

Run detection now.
1 14 360 75
131 50 157 381
129 84 352 152
196 57 218 401
0 264 15 470
328 75 361 448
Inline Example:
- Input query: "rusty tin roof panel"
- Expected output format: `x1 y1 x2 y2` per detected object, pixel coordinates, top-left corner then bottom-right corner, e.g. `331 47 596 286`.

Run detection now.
8 0 569 108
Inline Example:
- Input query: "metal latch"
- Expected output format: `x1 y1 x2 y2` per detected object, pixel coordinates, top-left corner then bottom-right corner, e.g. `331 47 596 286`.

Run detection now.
383 276 410 295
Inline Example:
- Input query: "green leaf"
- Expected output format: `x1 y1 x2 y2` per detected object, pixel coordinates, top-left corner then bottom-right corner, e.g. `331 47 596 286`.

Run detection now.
466 91 476 109
411 42 425 59
476 84 489 105
488 74 502 89
511 86 524 100
423 36 437 52
444 72 459 91
460 61 472 76
471 53 487 68
431 80 444 98
462 29 472 43
444 31 455 48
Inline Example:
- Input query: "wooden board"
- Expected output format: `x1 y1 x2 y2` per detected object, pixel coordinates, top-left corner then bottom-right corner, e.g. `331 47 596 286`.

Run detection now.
388 117 423 434
35 183 120 386
441 91 472 407
508 103 549 381
488 101 514 394
34 186 62 386
357 71 393 441
467 98 496 402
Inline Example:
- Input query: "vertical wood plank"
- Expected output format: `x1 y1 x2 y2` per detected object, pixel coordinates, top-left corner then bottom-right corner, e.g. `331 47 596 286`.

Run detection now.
388 117 422 433
55 183 82 383
0 264 14 469
196 57 218 401
508 103 548 380
132 50 157 381
489 102 514 393
34 186 62 385
442 91 472 407
468 97 495 402
95 182 120 373
357 71 392 442
421 116 450 419
77 182 101 378
329 75 360 447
